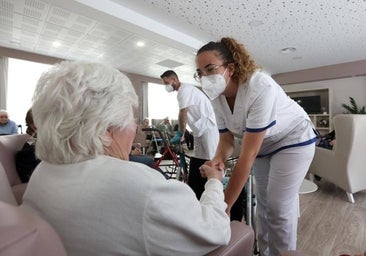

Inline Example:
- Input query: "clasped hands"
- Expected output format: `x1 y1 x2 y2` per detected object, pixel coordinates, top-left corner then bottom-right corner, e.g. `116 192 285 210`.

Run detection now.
199 159 225 181
200 159 232 216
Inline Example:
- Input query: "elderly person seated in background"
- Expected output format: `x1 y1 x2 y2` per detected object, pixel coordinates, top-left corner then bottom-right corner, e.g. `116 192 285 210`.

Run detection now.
133 117 151 152
21 61 230 256
15 108 40 183
156 116 174 139
0 109 18 135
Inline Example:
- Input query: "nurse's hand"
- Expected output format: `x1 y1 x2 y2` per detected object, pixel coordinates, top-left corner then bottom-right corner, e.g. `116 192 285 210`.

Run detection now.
203 159 225 176
199 164 224 181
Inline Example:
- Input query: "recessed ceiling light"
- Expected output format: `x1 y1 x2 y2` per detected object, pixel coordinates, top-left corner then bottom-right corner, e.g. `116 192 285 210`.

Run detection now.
136 41 145 47
280 47 296 54
52 41 61 48
248 20 264 27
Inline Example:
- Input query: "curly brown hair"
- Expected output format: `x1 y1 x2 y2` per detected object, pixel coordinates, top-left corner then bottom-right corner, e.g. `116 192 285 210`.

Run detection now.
197 37 260 84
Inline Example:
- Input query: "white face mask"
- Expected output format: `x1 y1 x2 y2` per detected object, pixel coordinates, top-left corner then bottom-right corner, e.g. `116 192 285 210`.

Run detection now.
201 68 228 100
165 83 174 93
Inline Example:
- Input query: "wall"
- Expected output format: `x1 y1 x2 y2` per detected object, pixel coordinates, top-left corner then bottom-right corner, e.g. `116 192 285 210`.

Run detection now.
0 46 161 124
281 76 366 116
124 72 163 123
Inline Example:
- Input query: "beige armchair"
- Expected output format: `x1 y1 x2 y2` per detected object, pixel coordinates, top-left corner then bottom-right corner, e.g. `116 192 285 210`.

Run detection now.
309 114 366 203
0 134 30 204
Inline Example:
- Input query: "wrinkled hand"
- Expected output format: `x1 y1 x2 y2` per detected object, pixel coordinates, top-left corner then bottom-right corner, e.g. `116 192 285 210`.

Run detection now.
202 159 225 178
199 164 224 181
170 130 183 144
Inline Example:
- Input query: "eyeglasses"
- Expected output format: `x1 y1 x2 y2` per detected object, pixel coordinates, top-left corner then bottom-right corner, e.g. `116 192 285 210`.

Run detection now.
193 64 225 82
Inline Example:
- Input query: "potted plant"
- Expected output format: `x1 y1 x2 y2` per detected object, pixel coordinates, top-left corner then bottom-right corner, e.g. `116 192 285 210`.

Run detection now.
341 97 366 114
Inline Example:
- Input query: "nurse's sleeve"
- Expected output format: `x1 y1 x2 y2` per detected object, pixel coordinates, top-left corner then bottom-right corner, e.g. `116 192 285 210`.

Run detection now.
143 179 231 256
246 82 277 132
211 99 228 133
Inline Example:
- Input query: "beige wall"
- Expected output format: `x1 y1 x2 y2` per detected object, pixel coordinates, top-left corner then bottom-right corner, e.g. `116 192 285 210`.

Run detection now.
273 59 366 116
281 76 366 116
124 72 163 123
0 46 163 123
0 47 63 65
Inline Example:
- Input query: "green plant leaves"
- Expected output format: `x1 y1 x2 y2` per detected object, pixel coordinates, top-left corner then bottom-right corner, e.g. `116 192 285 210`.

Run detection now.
341 97 366 114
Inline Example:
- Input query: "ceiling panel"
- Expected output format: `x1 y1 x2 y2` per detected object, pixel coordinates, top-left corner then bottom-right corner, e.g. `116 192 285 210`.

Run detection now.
0 0 365 85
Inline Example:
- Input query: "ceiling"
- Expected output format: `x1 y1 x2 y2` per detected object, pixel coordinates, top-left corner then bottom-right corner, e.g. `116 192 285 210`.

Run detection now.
1 0 366 85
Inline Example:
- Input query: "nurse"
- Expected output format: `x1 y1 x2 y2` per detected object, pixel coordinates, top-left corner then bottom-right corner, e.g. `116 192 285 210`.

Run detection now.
195 37 316 256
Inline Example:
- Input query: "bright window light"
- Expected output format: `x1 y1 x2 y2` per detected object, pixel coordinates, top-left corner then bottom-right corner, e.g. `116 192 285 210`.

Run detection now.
148 82 179 121
7 58 52 131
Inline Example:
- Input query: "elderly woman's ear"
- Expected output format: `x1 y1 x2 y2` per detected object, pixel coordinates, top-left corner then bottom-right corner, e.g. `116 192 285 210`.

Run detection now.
104 123 137 161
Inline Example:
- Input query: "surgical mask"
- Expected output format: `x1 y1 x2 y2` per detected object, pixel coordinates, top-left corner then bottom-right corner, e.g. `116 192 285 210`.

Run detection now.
165 83 174 93
201 68 228 100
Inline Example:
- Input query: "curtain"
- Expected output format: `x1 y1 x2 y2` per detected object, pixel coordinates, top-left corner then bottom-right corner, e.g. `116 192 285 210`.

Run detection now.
141 81 148 119
0 56 8 109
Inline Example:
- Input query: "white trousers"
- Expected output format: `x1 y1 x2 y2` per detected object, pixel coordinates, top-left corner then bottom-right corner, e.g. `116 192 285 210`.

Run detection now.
253 144 315 256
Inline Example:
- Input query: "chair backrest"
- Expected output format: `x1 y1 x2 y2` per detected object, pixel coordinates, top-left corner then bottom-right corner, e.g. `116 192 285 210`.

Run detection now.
333 114 366 190
334 114 366 161
0 134 29 186
0 163 17 205
0 202 67 256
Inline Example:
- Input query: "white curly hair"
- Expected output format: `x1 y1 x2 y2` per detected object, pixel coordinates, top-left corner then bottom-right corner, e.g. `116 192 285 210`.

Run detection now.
32 61 138 164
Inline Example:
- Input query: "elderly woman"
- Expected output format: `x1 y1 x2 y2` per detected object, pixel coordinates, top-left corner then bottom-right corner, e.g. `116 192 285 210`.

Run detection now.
0 109 18 135
21 61 230 256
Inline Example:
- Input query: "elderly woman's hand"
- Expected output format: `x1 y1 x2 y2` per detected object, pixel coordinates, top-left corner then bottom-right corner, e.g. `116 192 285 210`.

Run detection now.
200 159 225 178
199 164 224 181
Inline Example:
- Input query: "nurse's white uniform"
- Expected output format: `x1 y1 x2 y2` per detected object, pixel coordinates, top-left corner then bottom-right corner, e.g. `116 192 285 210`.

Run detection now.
211 71 316 256
177 83 218 159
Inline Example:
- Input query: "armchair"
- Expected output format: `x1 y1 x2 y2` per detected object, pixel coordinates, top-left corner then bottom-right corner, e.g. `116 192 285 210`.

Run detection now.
0 201 67 256
0 134 30 204
309 114 366 203
206 221 255 256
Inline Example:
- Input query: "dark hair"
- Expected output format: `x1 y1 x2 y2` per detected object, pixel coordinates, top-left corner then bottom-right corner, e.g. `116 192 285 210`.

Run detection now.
25 108 36 135
197 37 260 84
197 41 234 64
160 70 178 79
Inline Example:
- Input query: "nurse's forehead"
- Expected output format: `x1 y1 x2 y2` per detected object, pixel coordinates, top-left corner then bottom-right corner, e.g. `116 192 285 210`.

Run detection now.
196 52 221 66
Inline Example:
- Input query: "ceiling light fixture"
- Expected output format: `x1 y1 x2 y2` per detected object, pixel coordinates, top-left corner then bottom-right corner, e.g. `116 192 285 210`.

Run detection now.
136 41 145 47
52 41 61 48
280 47 296 54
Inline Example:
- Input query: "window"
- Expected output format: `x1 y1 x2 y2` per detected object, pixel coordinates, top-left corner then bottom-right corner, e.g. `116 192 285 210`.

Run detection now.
147 82 179 121
7 58 52 131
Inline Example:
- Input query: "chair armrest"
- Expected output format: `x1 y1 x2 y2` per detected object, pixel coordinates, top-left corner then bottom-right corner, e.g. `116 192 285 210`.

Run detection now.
279 250 308 256
0 202 67 256
205 221 254 256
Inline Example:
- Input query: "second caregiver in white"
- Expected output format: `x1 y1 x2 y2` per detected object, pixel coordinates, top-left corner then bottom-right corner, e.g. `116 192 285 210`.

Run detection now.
195 37 317 256
160 70 218 197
